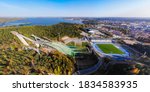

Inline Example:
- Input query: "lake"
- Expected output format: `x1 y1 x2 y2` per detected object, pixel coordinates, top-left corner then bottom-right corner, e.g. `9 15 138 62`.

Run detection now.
0 18 83 27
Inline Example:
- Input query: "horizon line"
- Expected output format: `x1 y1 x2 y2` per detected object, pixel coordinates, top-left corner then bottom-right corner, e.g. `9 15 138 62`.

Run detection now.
0 16 150 19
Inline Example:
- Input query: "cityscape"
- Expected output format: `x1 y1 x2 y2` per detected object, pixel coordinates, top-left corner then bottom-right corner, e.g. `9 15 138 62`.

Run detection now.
0 0 150 75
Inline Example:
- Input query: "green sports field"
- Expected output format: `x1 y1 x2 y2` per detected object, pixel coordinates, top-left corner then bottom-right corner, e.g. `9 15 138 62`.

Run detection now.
97 44 125 54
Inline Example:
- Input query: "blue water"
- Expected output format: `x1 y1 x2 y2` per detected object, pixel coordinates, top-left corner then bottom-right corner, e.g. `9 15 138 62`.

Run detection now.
0 18 83 27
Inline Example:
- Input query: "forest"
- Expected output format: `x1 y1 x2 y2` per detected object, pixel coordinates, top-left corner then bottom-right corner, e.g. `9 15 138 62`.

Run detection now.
0 50 74 75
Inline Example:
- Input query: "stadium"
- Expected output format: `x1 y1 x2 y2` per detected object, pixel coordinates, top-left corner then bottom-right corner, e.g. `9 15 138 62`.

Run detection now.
91 39 130 61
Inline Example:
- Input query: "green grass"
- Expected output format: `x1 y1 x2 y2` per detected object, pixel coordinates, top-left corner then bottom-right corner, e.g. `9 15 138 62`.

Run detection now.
97 44 124 54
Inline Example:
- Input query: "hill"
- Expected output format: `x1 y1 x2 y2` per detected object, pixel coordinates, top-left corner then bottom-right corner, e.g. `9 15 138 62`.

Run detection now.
0 23 84 75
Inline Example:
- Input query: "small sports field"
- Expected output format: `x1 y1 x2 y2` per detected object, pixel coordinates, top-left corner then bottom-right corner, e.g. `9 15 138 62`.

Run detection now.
97 44 125 54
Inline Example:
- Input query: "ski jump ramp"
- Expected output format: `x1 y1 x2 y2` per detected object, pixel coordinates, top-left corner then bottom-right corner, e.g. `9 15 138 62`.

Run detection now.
11 31 75 56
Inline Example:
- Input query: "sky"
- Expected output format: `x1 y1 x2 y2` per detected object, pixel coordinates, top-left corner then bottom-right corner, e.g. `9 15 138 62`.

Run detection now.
0 0 150 17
